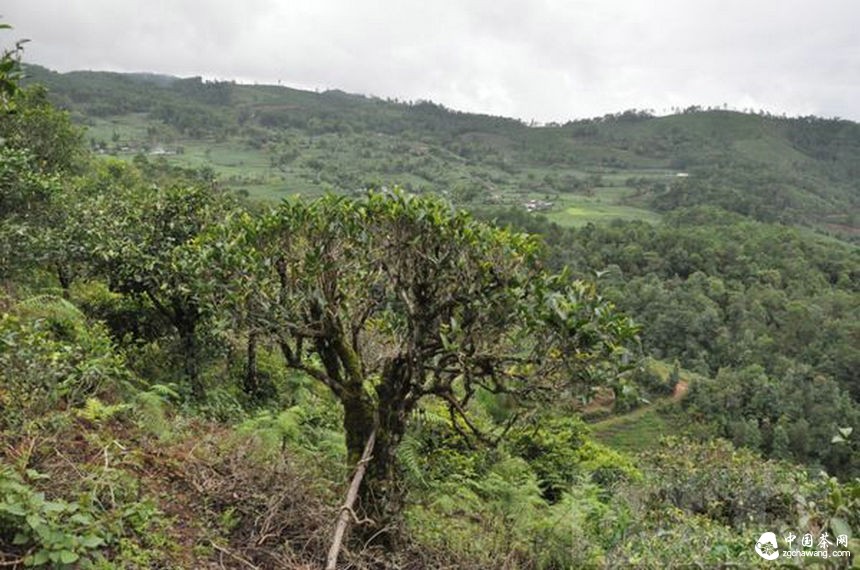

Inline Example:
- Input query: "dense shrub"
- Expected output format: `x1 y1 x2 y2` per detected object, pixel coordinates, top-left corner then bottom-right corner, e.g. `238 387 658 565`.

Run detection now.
0 297 131 429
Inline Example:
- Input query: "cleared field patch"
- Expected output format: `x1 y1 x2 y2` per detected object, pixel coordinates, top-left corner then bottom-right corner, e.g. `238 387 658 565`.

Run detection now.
590 406 673 453
546 195 661 226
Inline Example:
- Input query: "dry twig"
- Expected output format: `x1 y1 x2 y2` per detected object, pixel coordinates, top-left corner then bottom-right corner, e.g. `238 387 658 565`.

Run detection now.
210 541 261 570
325 428 376 570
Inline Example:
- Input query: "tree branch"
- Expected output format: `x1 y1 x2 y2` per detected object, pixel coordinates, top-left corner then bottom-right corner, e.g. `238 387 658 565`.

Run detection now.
443 392 495 446
209 542 260 570
145 288 173 322
277 339 344 398
326 428 377 570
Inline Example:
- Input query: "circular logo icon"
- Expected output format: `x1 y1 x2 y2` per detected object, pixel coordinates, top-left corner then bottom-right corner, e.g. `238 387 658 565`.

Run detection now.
755 532 779 561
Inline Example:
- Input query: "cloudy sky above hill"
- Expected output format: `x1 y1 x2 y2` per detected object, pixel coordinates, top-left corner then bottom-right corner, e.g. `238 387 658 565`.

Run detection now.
3 0 859 122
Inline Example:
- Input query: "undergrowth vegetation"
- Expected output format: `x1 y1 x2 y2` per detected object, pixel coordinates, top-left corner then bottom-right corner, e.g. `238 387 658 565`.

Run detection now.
4 284 857 568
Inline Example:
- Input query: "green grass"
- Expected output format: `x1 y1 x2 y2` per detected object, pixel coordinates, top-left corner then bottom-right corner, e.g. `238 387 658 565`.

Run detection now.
590 405 673 453
545 193 662 227
589 359 699 453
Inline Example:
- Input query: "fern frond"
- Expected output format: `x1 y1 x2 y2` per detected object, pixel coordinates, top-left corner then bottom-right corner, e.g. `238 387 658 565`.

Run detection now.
76 397 132 423
17 294 87 323
397 433 426 486
133 390 172 438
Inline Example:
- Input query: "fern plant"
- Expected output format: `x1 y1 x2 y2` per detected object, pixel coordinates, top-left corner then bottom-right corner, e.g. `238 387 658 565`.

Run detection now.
16 294 87 325
396 433 426 487
129 386 176 439
76 397 131 424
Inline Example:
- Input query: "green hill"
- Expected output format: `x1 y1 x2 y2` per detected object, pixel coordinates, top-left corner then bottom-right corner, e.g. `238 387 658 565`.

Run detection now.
23 64 859 235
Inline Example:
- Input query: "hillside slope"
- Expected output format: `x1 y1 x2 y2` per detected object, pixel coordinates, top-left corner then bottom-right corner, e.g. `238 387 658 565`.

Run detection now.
23 64 860 234
4 52 860 569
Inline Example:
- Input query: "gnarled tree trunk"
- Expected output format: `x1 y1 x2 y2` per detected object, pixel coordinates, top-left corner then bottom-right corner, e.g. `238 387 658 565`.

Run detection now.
340 356 413 547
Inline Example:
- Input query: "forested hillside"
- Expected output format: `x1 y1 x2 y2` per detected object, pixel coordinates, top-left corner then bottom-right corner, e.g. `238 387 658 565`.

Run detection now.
24 64 860 236
1 39 858 569
491 207 859 477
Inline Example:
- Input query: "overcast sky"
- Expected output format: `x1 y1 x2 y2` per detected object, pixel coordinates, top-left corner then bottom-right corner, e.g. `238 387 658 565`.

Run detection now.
3 0 859 123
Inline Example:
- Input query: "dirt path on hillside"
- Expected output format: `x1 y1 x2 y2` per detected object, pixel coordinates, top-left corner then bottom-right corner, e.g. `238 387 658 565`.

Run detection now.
672 380 689 401
591 378 690 431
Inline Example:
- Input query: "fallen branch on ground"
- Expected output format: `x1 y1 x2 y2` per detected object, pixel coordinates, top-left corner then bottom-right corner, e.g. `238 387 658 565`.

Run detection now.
325 428 376 570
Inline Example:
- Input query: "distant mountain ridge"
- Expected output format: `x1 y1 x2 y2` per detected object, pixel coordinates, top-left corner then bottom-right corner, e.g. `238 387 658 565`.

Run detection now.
22 63 859 235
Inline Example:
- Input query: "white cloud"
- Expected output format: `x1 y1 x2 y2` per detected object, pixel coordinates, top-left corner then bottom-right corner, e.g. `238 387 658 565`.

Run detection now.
3 0 858 122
